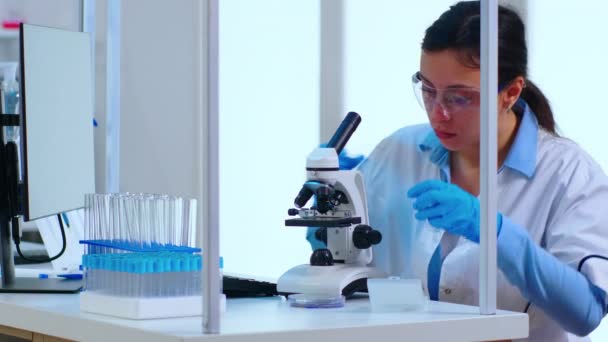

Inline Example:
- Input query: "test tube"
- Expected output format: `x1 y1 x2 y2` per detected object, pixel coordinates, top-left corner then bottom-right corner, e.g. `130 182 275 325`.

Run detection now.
149 195 158 248
109 194 117 250
92 194 98 242
182 199 196 246
114 194 123 244
188 198 197 247
94 194 103 252
90 193 97 253
84 194 93 249
164 195 171 247
164 196 175 246
140 194 151 249
99 194 109 253
118 194 129 246
180 199 189 247
174 197 183 247
157 195 163 247
166 196 173 247
84 194 89 240
128 194 142 249
145 194 153 249
147 195 153 248
159 195 167 247
156 194 163 248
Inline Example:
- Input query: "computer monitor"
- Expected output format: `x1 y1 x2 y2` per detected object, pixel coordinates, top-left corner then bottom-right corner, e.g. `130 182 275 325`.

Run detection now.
20 24 96 221
0 24 95 293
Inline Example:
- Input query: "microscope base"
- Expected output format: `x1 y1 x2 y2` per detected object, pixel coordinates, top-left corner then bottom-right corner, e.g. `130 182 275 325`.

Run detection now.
277 263 386 297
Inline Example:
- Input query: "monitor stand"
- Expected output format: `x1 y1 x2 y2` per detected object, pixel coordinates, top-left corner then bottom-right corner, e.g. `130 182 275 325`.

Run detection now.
0 115 82 294
0 212 82 294
0 278 82 293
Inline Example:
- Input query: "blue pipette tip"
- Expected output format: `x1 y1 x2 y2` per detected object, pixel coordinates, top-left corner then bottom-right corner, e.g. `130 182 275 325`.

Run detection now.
58 273 83 280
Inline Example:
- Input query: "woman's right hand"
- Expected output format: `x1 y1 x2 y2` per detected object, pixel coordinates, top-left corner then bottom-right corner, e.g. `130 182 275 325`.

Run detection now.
319 143 364 170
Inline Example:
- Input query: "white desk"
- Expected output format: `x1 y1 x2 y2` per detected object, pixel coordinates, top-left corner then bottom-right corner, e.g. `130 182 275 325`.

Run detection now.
0 293 528 342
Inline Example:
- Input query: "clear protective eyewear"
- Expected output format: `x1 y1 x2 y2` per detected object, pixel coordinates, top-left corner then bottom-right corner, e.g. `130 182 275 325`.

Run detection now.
411 72 481 118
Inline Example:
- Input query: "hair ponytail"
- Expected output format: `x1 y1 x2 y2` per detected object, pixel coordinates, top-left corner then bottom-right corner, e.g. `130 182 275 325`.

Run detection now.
520 79 556 134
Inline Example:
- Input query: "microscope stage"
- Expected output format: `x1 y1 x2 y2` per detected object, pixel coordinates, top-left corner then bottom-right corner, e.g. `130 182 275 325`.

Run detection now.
285 217 361 228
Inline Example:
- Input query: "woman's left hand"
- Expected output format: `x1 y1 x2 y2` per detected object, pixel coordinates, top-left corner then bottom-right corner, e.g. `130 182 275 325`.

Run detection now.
407 179 502 243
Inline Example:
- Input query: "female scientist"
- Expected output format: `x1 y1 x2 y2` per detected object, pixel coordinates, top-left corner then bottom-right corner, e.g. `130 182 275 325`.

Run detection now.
308 2 607 341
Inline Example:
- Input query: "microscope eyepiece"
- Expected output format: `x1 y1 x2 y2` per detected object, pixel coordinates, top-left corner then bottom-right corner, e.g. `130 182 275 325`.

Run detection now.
326 111 361 155
293 112 361 210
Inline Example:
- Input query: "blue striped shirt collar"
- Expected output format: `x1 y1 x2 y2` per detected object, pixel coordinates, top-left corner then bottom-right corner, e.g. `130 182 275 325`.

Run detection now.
417 100 538 178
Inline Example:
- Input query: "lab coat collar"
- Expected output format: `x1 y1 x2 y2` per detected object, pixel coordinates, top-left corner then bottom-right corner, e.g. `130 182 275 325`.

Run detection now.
417 100 538 178
502 100 538 178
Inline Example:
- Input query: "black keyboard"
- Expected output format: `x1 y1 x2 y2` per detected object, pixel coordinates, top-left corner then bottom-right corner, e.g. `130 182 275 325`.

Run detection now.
223 275 278 298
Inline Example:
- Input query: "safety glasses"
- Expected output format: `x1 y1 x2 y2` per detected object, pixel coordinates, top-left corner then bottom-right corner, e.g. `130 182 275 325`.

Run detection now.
412 72 481 118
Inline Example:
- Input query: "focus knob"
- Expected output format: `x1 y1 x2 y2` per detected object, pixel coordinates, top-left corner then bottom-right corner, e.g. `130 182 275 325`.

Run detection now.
310 248 334 266
352 224 382 249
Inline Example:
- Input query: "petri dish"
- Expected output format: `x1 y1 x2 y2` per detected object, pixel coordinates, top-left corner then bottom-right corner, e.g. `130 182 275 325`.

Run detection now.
287 293 346 308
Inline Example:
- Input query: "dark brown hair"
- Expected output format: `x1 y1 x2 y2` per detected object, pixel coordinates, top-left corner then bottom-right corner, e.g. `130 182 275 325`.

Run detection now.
422 1 556 134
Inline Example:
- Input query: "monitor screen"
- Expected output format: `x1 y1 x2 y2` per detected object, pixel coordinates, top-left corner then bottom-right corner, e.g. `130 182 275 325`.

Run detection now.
19 24 95 221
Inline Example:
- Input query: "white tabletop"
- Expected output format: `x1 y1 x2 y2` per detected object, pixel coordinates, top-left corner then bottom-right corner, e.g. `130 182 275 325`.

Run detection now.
0 293 528 342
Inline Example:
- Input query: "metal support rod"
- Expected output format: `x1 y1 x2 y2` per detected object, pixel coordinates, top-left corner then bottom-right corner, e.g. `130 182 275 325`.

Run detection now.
105 0 121 193
203 0 221 334
479 0 498 315
319 0 345 143
0 104 15 285
0 216 14 285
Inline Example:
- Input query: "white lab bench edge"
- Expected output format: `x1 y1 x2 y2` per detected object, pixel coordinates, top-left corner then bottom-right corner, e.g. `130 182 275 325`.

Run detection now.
0 292 528 342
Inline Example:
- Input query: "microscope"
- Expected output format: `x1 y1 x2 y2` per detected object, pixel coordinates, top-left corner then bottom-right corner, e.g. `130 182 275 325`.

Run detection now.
277 112 386 297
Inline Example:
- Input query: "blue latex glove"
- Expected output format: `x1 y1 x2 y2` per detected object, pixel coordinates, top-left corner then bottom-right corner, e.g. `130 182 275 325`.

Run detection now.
319 143 364 170
338 151 364 170
407 180 502 243
499 217 607 336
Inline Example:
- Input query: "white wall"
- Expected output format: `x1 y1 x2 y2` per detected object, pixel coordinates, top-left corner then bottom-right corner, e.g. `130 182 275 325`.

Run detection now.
528 1 608 171
0 0 82 61
219 0 320 279
342 0 458 155
118 0 203 200
527 1 608 339
20 0 81 30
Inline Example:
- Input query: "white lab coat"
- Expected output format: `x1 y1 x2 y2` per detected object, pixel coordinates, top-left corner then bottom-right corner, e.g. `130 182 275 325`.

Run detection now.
359 120 608 341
